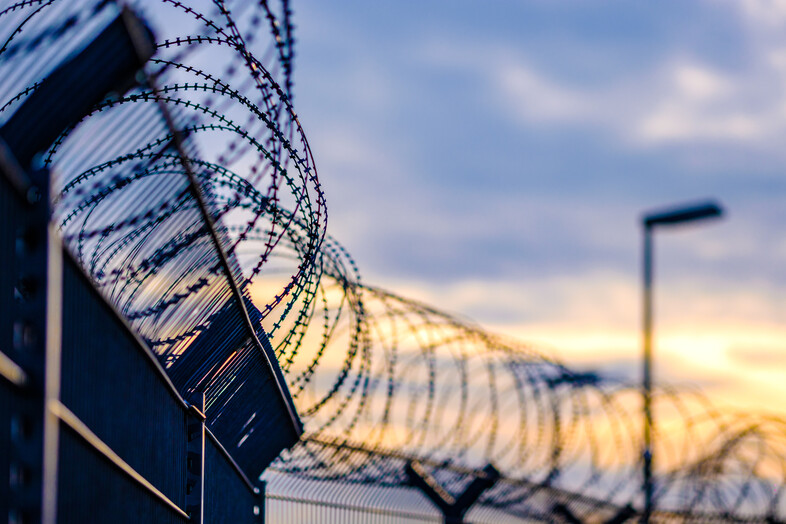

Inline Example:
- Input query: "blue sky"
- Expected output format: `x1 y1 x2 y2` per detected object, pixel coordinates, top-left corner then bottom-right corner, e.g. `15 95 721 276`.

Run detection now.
289 0 786 412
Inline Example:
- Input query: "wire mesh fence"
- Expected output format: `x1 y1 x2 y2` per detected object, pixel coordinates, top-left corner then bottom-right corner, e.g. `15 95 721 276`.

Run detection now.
266 494 443 524
262 472 548 524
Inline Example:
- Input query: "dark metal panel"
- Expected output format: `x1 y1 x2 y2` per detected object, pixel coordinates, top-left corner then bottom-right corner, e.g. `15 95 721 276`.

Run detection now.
60 255 188 508
0 164 19 375
0 167 17 522
203 432 261 524
0 160 52 522
0 379 10 522
57 424 189 524
167 296 300 477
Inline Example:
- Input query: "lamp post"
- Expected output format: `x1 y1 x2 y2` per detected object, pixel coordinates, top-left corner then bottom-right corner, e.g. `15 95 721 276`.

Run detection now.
641 200 723 523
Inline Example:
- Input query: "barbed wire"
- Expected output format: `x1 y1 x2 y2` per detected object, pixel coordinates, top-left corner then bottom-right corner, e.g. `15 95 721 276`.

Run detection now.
2 1 786 521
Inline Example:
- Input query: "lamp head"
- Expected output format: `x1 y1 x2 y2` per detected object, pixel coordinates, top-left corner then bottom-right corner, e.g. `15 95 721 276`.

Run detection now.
643 200 723 229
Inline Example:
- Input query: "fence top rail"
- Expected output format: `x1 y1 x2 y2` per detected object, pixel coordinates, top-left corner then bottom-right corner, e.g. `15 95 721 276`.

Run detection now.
0 348 27 387
51 399 191 520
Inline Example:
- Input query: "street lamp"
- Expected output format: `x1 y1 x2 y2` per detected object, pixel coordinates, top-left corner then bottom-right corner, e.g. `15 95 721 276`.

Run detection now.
640 200 723 523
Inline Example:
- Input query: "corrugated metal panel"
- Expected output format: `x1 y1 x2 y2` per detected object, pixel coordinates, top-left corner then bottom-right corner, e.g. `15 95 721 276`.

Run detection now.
204 432 260 524
56 426 189 524
60 255 188 507
0 150 28 523
0 167 16 522
0 166 17 373
0 379 10 522
167 296 300 477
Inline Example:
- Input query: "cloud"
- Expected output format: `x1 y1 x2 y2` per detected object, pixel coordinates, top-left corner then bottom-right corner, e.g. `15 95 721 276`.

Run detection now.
673 64 731 99
727 344 786 367
420 24 786 149
497 62 590 123
734 0 786 26
290 0 786 417
381 269 786 391
496 55 779 146
389 270 638 328
633 62 766 144
293 1 786 299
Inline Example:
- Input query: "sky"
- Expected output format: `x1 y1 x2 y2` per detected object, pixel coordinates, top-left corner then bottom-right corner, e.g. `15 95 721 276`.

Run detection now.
289 0 786 415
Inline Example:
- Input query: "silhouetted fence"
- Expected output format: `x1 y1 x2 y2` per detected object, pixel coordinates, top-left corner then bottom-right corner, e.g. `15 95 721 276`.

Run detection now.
1 165 263 522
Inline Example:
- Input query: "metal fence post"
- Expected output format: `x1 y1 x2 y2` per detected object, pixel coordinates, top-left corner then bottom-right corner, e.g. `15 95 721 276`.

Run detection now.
187 392 206 524
4 162 60 524
255 480 266 523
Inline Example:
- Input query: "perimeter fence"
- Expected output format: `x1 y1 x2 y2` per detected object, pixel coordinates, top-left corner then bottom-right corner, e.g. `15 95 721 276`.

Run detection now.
1 166 265 522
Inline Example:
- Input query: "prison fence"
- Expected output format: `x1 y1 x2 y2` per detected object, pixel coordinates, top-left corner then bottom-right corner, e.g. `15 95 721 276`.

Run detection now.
6 2 786 523
0 1 302 521
1 160 266 523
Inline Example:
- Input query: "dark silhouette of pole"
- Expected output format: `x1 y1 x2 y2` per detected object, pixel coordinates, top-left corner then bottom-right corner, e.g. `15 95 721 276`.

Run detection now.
642 226 654 524
641 200 723 523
